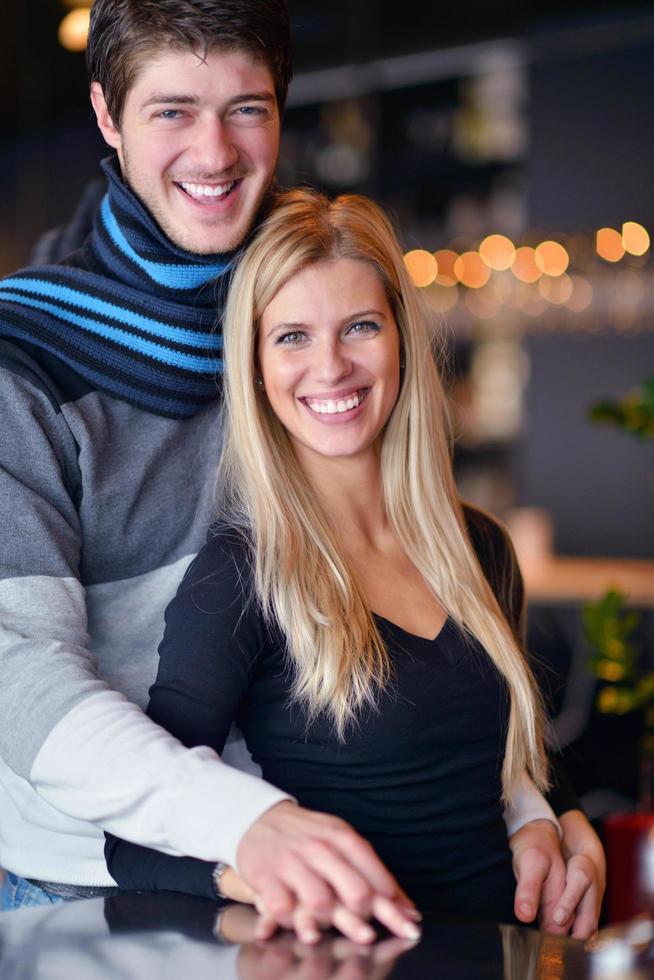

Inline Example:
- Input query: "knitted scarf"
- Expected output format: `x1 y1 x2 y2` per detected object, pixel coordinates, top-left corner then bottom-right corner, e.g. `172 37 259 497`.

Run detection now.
0 156 242 419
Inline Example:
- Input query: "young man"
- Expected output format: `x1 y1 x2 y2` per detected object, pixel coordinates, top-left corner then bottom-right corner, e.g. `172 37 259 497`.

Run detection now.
0 0 603 940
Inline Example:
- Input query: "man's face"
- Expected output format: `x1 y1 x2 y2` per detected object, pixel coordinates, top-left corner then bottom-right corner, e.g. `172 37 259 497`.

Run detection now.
93 47 280 254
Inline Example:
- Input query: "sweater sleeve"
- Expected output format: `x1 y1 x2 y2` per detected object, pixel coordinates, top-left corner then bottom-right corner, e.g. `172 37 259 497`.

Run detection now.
0 351 288 874
463 502 580 817
105 530 269 894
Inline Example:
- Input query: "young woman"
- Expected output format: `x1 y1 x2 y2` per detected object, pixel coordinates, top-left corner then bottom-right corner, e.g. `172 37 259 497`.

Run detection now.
106 190 574 932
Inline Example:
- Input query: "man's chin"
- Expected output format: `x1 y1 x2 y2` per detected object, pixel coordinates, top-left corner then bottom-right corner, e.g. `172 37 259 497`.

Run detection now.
166 223 246 257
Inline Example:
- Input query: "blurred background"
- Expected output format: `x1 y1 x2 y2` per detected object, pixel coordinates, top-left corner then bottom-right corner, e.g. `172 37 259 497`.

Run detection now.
1 0 653 901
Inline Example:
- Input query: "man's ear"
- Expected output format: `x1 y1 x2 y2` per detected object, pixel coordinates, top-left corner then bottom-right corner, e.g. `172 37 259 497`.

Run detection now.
90 82 122 151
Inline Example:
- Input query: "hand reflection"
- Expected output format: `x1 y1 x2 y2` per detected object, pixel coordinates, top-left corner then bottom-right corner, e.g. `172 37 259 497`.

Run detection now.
218 904 415 980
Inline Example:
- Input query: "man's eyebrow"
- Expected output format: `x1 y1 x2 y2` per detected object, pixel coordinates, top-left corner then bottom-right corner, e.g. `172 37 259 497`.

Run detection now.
140 92 276 110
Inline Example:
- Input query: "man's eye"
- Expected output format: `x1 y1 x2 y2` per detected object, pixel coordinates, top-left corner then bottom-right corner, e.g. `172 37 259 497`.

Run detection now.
233 105 270 122
157 109 183 120
347 321 380 336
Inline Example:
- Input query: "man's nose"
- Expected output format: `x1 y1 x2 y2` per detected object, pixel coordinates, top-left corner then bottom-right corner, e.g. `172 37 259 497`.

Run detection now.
192 116 239 174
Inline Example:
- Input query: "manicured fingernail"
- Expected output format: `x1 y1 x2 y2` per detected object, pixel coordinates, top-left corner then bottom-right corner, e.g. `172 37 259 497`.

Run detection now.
553 908 568 926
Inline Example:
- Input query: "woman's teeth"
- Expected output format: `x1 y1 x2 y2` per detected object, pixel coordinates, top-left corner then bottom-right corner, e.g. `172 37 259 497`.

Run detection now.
306 392 363 415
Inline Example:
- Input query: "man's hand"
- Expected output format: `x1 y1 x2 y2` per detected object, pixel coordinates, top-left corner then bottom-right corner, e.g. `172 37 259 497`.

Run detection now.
235 801 421 945
510 818 567 932
509 812 606 940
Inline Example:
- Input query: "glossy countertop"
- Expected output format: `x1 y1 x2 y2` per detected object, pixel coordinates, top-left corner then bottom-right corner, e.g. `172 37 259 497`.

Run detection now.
2 891 648 979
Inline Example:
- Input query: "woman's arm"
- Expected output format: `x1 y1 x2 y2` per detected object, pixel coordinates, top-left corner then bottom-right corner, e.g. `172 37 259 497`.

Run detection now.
463 503 605 937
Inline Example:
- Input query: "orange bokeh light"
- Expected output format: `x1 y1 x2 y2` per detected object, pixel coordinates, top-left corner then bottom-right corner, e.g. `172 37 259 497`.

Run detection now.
511 246 542 283
479 234 515 271
454 251 491 289
403 249 438 288
538 273 573 305
58 8 90 51
567 276 593 313
433 249 459 286
596 227 625 263
622 221 650 257
534 240 569 277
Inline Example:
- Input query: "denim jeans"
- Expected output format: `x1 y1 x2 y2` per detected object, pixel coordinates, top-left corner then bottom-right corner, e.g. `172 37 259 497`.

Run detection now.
0 873 65 911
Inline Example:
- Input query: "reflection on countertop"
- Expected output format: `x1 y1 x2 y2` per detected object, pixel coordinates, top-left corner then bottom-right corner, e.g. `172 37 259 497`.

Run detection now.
0 892 603 979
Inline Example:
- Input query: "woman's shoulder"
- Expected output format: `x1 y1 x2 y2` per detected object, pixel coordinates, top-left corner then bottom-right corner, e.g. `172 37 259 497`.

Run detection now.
461 502 525 644
174 521 255 609
461 502 515 567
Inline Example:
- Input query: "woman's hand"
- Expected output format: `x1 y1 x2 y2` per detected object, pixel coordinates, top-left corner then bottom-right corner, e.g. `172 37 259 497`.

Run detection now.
509 812 605 939
556 809 606 939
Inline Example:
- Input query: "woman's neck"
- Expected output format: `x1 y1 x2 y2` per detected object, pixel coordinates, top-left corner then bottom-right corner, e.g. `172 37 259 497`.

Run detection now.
297 447 389 547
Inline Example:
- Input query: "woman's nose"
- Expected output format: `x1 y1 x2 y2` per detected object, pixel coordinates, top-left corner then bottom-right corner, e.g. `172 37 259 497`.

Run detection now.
312 340 352 384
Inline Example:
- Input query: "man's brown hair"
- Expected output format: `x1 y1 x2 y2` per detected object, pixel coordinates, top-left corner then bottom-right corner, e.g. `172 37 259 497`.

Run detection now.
87 0 292 126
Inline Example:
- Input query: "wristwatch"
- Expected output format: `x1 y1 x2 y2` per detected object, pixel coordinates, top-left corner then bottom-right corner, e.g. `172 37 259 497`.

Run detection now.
212 861 229 900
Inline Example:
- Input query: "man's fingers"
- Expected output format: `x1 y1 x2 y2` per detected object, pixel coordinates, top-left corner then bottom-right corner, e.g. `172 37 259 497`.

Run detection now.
513 849 549 923
277 852 337 919
370 896 421 941
252 874 296 922
331 904 377 945
328 824 401 900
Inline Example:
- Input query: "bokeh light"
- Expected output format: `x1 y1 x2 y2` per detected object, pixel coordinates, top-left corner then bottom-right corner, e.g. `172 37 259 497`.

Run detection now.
58 8 90 51
403 249 438 288
433 249 459 286
538 273 573 305
534 240 569 277
511 246 542 283
596 227 625 263
454 251 491 289
622 221 650 257
479 234 515 271
424 283 459 313
566 276 593 313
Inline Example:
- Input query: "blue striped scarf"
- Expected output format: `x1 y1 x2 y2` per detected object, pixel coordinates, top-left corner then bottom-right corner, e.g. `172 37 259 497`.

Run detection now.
0 156 240 418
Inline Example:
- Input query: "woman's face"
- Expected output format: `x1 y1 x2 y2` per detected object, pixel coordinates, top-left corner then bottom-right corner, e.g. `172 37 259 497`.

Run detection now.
257 257 401 469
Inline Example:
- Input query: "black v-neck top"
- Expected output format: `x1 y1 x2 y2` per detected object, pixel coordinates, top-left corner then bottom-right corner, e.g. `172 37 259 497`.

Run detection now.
105 510 523 922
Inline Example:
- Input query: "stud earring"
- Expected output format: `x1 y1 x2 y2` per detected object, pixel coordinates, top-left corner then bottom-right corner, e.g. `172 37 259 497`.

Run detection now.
255 376 264 388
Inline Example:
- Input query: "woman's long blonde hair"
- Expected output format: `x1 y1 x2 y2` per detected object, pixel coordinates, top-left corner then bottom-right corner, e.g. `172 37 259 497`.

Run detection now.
220 188 548 799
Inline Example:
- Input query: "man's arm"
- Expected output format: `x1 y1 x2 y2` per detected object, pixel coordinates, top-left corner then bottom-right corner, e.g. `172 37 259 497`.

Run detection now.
0 356 290 870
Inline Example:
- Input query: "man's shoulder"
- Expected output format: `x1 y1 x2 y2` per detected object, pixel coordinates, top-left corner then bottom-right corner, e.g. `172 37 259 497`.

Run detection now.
0 337 95 415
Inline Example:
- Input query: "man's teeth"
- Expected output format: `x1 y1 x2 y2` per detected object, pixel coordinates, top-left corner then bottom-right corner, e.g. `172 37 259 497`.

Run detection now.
179 181 235 199
307 393 362 415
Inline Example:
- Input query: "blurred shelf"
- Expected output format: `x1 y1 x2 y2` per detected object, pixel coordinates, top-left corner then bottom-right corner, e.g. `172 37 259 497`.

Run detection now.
523 556 654 606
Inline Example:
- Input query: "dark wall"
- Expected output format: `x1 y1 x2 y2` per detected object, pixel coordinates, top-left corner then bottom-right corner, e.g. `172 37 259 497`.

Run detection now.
518 26 654 558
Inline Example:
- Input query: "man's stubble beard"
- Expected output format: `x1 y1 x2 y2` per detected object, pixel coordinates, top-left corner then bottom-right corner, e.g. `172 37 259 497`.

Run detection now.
120 145 265 256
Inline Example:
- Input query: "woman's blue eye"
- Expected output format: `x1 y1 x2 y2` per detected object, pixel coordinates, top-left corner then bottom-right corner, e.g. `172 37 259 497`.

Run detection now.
276 331 306 345
347 320 380 335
